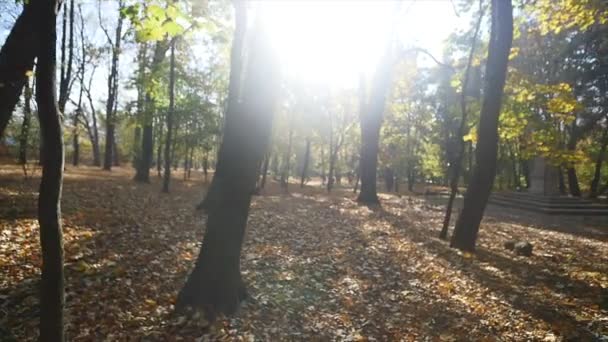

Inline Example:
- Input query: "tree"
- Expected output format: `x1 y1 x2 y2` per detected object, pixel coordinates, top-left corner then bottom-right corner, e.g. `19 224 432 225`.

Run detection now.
589 123 608 198
162 37 177 193
35 0 65 339
176 8 279 317
0 1 40 137
300 137 311 188
440 0 485 240
19 77 33 167
101 0 125 170
450 0 513 251
196 1 247 210
58 0 75 115
357 55 392 204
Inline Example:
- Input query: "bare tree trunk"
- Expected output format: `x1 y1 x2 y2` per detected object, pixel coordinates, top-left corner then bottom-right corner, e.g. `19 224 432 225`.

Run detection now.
440 0 484 240
162 39 176 193
260 152 270 190
196 2 247 210
58 0 74 114
36 0 65 339
450 0 513 251
134 42 165 182
589 126 608 198
102 0 124 171
176 13 279 317
19 78 33 166
280 123 293 190
300 137 311 188
0 2 40 137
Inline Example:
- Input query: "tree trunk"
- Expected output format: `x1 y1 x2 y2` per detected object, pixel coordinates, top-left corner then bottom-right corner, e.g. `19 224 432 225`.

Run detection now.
196 2 247 209
134 43 169 183
260 153 269 189
300 137 311 188
162 39 176 193
36 1 65 339
176 13 278 317
567 167 581 197
58 0 74 114
357 57 392 204
102 2 124 171
19 79 33 166
157 115 163 177
589 127 608 198
440 0 484 240
72 119 79 166
0 2 40 137
280 124 293 190
450 0 513 251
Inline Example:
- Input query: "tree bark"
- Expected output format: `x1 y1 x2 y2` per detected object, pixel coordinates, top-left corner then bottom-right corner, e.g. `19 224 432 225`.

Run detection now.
0 2 40 137
135 40 169 182
19 79 33 166
589 126 608 198
36 0 65 339
280 123 293 190
58 0 74 114
162 39 176 193
357 57 392 204
300 137 311 188
196 1 247 209
450 0 513 251
102 1 124 171
440 0 484 240
260 153 269 189
176 12 279 317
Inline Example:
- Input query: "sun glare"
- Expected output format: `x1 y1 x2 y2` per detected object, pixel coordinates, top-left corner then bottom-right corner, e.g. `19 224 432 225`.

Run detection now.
260 1 465 87
261 1 395 86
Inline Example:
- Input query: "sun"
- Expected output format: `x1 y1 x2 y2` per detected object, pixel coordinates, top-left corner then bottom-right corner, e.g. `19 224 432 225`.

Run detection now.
260 1 395 87
259 1 466 87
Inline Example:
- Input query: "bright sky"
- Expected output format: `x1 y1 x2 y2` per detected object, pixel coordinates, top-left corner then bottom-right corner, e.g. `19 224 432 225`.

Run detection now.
261 0 468 87
0 1 469 112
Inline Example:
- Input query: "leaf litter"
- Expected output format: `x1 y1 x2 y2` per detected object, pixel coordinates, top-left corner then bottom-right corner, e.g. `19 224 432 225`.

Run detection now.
0 165 607 341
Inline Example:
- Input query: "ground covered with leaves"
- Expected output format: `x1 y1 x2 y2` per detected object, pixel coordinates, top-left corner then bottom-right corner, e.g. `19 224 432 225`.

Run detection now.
1 165 607 341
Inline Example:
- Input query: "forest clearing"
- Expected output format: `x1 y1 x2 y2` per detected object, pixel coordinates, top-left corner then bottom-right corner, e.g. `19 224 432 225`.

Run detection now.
1 165 606 340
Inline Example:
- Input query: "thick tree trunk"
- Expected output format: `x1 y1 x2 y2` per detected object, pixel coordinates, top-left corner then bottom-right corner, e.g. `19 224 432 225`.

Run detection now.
440 0 483 240
357 55 392 204
589 127 608 198
357 119 381 203
176 14 278 317
162 39 176 193
450 0 513 251
300 138 311 188
567 167 581 197
0 2 40 137
19 79 33 166
36 0 65 339
196 2 247 208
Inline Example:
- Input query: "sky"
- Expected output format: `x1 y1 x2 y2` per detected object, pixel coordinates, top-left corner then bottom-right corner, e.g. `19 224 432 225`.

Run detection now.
0 1 469 113
262 0 469 87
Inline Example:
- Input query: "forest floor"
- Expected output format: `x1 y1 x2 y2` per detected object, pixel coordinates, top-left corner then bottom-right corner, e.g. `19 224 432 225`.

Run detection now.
1 164 607 341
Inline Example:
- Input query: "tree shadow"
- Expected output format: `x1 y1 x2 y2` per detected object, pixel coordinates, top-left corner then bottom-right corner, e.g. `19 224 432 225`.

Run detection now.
376 202 605 340
418 194 608 242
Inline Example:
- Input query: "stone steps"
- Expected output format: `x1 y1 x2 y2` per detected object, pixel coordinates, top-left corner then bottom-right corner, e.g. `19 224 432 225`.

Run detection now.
489 192 608 216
